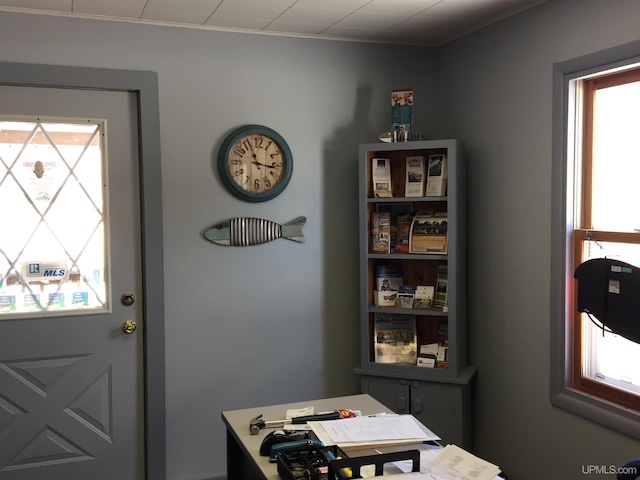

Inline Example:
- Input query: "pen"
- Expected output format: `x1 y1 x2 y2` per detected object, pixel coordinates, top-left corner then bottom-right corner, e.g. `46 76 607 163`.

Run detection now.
326 450 352 478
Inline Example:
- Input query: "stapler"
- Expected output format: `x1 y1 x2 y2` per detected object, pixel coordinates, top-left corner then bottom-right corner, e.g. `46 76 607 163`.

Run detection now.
269 438 324 462
259 430 310 456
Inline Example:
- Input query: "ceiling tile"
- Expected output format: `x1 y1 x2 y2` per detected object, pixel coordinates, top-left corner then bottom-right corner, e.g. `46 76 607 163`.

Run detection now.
320 25 378 40
332 11 408 31
141 0 222 24
293 0 370 9
273 6 351 27
0 0 70 11
359 0 440 16
384 15 458 44
208 0 290 21
73 0 146 18
204 15 271 30
264 21 325 35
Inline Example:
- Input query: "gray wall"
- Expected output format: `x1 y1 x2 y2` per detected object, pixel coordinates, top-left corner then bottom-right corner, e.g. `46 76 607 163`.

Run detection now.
435 0 640 478
2 0 640 478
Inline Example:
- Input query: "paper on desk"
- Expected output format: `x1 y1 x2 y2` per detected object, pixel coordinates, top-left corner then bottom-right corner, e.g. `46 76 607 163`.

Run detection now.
359 444 502 480
285 407 314 419
363 474 502 480
310 414 439 447
361 445 503 480
423 444 501 480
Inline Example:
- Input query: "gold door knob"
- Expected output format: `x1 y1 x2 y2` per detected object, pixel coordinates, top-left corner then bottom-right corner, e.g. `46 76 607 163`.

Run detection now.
121 320 137 334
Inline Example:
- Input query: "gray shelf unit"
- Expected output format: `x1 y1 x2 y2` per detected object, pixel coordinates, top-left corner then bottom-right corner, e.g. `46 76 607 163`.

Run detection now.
355 139 477 449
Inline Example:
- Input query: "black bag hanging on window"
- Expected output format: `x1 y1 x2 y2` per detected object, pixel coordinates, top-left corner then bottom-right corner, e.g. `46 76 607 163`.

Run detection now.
574 258 640 345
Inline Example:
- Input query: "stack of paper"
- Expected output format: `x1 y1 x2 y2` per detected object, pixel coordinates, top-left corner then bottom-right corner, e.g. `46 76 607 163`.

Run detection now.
424 444 502 480
374 444 502 480
309 414 440 450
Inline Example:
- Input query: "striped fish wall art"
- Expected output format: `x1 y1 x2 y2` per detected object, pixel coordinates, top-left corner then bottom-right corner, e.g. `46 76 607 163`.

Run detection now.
203 216 306 246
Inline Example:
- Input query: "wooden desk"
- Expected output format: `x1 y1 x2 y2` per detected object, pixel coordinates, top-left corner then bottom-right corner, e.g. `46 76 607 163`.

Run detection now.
221 394 394 480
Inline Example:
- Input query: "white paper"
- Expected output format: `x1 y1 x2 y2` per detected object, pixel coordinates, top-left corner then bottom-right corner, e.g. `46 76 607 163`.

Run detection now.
372 158 393 197
425 444 501 480
285 406 314 419
318 414 437 444
405 155 426 197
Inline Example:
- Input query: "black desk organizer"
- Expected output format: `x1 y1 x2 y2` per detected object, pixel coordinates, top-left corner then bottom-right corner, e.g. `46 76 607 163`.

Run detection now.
329 450 421 478
276 445 421 480
276 445 345 480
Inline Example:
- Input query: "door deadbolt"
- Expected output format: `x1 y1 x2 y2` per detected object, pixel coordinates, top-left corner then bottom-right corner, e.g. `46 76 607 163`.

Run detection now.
121 320 137 334
121 293 135 306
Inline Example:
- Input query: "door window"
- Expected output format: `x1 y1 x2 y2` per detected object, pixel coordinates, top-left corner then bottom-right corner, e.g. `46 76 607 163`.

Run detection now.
0 117 108 316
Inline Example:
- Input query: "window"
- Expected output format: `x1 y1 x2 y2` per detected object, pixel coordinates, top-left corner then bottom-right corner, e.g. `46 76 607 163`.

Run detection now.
0 118 108 317
552 41 640 438
573 68 640 411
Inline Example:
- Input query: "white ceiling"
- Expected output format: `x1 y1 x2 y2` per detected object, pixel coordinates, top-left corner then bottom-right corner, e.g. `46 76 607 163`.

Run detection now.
0 0 546 46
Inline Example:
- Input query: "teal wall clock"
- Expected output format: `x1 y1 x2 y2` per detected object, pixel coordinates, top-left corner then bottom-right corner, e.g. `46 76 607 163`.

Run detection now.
217 124 293 202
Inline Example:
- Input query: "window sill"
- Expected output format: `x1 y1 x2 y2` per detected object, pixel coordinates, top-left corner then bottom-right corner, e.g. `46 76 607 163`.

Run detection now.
552 387 640 439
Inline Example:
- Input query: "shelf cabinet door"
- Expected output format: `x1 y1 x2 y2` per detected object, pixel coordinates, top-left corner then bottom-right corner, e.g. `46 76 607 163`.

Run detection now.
360 376 410 414
361 374 473 450
410 380 472 449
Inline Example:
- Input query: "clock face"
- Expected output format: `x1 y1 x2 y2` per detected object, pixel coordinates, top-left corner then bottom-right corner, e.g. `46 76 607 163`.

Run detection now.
228 133 286 195
218 125 293 202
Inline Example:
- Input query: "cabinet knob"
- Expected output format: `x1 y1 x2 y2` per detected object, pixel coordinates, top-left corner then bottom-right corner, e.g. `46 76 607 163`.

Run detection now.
413 398 422 413
397 396 406 412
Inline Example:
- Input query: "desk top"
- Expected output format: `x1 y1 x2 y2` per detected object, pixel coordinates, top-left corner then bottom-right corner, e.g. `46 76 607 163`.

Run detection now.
221 394 394 480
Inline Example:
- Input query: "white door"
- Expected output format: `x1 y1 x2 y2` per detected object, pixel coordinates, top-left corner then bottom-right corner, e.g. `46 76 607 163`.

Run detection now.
0 85 145 480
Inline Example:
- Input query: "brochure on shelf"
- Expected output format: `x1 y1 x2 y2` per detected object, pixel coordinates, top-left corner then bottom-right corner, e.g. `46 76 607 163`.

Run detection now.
426 154 447 197
374 313 417 364
405 155 425 197
391 88 413 141
396 285 416 309
409 212 448 254
414 285 434 308
434 266 448 308
395 292 415 309
395 213 414 253
372 157 393 197
375 263 404 291
370 211 391 253
374 290 398 307
376 203 412 252
417 343 438 368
